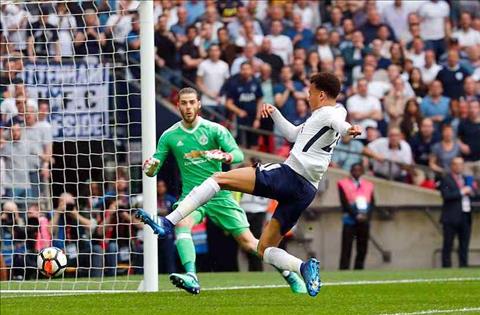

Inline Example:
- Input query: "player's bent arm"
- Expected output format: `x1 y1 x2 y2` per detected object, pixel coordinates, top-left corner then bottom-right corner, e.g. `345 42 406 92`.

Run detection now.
270 107 301 142
144 134 169 177
216 125 244 164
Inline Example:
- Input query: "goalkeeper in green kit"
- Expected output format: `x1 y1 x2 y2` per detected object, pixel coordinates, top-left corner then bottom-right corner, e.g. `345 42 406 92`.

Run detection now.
137 87 306 294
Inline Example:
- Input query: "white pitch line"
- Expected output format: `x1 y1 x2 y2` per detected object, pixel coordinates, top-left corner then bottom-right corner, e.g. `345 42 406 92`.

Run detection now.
380 307 480 315
2 276 479 297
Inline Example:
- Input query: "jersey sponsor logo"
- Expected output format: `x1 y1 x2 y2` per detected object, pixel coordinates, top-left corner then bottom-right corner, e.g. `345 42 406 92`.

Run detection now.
177 140 184 147
239 92 256 102
199 134 208 145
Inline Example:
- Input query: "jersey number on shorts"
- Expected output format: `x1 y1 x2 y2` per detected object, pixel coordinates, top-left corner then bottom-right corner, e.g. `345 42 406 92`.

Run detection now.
302 127 339 153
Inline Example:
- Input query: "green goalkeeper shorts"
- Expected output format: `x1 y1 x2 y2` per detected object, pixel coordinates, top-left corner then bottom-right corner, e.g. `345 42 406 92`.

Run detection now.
174 192 250 237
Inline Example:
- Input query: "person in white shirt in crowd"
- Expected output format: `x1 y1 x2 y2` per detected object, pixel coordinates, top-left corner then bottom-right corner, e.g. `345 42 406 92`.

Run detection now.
196 5 223 42
368 127 414 182
104 2 133 52
235 19 263 48
407 37 426 68
313 26 335 63
227 6 263 42
34 99 53 182
230 42 264 76
452 12 480 50
386 64 416 99
382 0 411 40
361 64 391 100
0 2 30 54
47 1 76 57
417 0 451 58
196 44 229 120
346 78 383 140
421 49 442 85
266 20 293 65
293 0 317 30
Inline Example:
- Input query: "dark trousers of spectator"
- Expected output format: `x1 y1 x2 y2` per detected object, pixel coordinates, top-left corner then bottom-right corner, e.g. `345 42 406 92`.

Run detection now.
246 212 266 271
442 213 471 268
425 39 446 61
12 252 37 280
339 222 369 270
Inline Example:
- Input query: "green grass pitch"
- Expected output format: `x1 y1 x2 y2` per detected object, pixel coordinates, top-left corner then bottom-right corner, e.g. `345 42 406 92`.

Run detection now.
2 268 480 315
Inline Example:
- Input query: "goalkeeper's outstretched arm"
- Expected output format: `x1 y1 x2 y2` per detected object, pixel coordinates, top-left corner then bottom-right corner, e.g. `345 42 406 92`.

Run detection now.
143 135 169 177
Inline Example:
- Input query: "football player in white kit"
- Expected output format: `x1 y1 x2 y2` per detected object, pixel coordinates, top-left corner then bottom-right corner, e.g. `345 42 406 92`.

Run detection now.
145 72 362 297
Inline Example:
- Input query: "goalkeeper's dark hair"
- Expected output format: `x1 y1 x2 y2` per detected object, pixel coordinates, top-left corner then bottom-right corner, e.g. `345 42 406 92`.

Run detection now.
178 87 199 100
310 72 341 99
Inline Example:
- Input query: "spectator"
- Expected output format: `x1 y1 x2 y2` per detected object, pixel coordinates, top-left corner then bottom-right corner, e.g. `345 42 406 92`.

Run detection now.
407 37 425 68
0 120 39 202
408 67 428 98
429 124 463 174
439 157 476 268
361 7 395 45
74 9 106 58
409 118 440 166
179 25 203 85
417 0 450 58
27 4 60 62
291 98 310 126
463 76 479 102
258 63 275 153
420 80 451 127
382 0 410 40
436 50 471 100
338 163 375 270
235 19 263 48
452 12 480 49
341 31 371 83
217 27 238 66
346 78 383 140
198 5 224 42
447 99 469 135
1 3 30 55
225 62 263 148
52 2 77 57
196 44 230 120
305 50 320 78
384 76 408 128
155 14 180 97
104 2 133 53
156 179 176 274
294 0 317 30
312 26 335 63
400 98 423 141
231 42 263 76
421 50 442 85
194 22 217 58
324 6 343 35
331 136 366 171
284 13 314 50
389 42 405 67
256 38 284 82
51 193 103 277
458 101 480 165
368 127 414 182
266 20 293 65
227 6 263 42
274 65 307 123
185 0 205 26
170 6 189 45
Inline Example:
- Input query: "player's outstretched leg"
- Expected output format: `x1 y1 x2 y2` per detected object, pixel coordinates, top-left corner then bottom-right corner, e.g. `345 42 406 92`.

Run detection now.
135 209 174 238
259 220 321 297
235 230 306 294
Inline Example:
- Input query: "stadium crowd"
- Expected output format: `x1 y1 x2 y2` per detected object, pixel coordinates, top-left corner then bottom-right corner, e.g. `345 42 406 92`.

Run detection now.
0 0 480 278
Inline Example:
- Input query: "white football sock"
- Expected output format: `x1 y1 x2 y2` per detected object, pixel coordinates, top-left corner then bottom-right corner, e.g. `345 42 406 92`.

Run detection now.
263 247 303 275
166 177 220 225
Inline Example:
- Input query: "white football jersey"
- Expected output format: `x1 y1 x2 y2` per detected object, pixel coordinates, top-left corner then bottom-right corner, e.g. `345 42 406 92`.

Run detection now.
285 105 349 188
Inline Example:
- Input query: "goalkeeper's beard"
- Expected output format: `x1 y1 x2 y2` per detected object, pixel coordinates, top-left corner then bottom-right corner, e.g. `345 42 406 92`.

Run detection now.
180 109 200 125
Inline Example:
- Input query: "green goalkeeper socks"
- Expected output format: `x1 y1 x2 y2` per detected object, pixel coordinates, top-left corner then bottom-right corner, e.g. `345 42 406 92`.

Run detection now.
175 226 196 274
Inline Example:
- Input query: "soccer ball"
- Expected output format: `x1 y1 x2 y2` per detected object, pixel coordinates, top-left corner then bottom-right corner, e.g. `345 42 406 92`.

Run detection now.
37 247 67 277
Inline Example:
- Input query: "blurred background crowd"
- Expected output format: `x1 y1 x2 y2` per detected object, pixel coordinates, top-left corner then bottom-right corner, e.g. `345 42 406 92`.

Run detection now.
0 0 479 279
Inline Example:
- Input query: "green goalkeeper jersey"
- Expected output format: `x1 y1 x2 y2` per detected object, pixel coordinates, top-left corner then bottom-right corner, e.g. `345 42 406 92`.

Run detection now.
152 118 244 198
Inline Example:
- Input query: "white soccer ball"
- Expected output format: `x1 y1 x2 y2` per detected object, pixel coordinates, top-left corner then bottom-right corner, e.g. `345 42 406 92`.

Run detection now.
37 247 67 278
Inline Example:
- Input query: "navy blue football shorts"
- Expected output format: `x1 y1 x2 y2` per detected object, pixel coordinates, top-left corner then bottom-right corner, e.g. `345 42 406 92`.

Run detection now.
252 163 317 235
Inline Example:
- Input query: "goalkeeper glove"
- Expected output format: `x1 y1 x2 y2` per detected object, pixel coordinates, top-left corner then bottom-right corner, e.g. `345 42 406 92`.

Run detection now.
143 156 160 177
203 149 233 164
